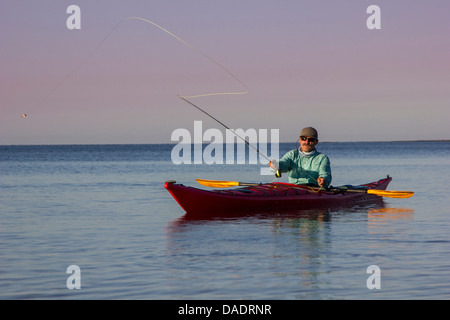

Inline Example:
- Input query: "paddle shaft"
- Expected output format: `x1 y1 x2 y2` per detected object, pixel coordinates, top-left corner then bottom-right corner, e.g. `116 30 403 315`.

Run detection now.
282 184 412 198
195 179 413 198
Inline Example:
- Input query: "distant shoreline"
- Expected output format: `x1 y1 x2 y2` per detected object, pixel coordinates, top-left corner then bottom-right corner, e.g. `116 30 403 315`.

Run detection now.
320 139 450 143
1 140 449 147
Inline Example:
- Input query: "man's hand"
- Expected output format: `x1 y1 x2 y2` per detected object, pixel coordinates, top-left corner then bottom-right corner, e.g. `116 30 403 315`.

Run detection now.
317 177 326 187
269 160 278 170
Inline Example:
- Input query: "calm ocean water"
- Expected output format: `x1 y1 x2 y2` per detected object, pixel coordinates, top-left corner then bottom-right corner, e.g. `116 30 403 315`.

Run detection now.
0 141 449 300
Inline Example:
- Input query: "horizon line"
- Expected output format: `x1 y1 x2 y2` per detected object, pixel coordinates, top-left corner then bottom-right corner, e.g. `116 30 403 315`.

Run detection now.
1 139 449 147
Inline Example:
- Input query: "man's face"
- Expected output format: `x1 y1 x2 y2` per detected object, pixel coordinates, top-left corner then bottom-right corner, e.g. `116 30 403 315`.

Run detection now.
299 136 318 152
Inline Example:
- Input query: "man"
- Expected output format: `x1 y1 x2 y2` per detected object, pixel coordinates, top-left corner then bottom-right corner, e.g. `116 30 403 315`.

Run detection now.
269 127 331 187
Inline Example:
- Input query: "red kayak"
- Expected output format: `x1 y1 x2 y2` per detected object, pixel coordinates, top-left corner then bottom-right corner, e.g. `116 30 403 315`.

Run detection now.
165 176 392 215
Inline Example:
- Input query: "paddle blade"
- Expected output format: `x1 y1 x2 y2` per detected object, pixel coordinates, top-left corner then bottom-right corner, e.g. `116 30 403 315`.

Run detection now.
367 189 414 198
196 179 240 188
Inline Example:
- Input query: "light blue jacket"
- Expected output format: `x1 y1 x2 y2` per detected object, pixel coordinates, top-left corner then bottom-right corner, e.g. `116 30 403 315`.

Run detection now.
278 149 332 187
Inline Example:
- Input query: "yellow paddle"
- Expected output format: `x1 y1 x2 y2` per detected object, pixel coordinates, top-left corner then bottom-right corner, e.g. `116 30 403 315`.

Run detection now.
365 189 414 198
196 179 259 188
195 179 414 199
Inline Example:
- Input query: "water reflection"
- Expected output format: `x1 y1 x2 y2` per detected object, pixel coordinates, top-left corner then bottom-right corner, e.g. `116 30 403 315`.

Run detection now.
368 207 414 221
167 200 415 229
366 206 415 240
164 202 415 298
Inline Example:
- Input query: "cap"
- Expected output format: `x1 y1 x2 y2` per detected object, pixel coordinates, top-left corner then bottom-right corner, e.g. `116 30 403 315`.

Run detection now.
300 127 318 139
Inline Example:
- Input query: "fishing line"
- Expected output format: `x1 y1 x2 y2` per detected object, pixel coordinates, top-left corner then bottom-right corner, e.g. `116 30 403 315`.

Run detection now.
121 18 274 165
31 16 273 170
123 18 272 164
32 16 248 111
31 20 124 111
122 17 249 99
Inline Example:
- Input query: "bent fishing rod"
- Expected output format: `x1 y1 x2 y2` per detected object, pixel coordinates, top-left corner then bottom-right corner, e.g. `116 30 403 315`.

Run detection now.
178 95 281 178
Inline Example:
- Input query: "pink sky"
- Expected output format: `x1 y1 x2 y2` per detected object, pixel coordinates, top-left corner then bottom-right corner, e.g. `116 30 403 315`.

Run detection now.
1 0 449 144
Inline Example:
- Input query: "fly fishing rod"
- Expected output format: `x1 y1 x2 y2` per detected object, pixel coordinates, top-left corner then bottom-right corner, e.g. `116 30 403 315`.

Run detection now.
177 95 281 177
27 15 280 178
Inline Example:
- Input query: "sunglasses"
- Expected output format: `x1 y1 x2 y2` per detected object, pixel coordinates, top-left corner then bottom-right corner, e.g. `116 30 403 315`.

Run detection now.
300 136 317 143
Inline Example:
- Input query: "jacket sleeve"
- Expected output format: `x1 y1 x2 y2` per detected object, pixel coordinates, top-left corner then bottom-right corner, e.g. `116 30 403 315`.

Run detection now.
318 155 332 187
278 149 296 173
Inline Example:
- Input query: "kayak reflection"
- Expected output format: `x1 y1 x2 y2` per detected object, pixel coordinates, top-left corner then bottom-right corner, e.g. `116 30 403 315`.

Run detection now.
167 198 387 225
166 200 414 233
